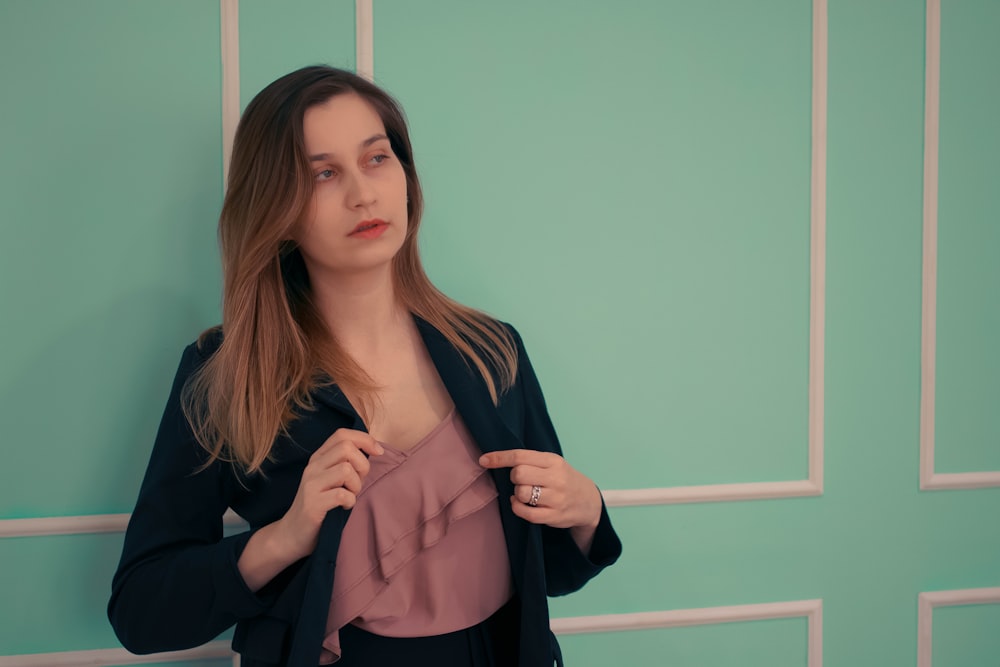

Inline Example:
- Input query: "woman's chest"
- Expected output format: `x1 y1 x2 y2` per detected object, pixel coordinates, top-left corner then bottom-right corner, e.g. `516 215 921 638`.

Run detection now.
359 343 456 450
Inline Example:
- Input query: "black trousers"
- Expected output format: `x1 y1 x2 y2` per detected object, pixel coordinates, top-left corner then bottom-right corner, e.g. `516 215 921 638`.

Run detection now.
331 596 521 666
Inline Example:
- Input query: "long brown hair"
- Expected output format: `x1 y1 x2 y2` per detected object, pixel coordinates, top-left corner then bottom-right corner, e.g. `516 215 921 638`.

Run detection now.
182 66 517 474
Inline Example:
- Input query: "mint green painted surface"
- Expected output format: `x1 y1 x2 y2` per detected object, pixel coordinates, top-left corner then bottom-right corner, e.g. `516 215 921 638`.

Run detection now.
0 531 232 656
239 0 355 110
935 0 1000 473
375 0 813 490
0 0 223 519
1 0 999 665
559 617 808 666
0 534 123 653
933 603 1000 666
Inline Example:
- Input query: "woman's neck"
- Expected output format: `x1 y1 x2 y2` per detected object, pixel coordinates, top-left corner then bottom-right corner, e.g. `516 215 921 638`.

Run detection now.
309 265 411 357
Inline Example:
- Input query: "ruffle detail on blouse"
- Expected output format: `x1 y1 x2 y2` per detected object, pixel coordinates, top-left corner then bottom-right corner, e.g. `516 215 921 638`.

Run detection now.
319 410 507 664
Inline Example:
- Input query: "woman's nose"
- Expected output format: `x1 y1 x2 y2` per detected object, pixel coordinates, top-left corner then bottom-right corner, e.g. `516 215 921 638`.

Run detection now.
346 171 376 208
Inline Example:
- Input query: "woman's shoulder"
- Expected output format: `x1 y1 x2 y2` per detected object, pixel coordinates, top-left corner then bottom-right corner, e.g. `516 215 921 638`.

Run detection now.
185 325 224 361
493 319 526 354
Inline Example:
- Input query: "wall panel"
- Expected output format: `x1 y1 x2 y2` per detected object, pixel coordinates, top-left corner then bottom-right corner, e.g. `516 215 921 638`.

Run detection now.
933 0 1000 474
373 0 814 492
0 0 223 520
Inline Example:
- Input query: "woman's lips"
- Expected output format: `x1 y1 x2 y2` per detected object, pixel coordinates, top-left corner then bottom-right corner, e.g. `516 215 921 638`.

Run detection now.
349 219 388 239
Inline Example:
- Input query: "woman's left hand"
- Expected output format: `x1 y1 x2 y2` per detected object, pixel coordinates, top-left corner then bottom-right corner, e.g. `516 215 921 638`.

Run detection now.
479 450 603 532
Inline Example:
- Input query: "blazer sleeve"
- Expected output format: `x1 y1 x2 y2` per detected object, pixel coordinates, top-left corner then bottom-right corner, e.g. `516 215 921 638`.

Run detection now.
509 326 623 597
108 342 272 654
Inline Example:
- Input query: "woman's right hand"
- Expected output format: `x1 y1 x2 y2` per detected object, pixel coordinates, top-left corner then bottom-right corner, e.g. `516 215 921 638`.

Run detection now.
274 428 384 561
238 428 383 591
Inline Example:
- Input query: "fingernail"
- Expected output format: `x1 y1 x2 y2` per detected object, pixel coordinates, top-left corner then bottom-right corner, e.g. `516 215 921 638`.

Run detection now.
479 455 490 466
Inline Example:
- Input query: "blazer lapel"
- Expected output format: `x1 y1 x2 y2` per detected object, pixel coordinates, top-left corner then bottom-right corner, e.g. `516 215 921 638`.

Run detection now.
415 317 516 454
415 317 530 583
312 383 364 425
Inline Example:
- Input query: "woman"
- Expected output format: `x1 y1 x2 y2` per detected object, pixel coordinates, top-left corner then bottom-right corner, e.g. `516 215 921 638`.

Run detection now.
108 65 621 667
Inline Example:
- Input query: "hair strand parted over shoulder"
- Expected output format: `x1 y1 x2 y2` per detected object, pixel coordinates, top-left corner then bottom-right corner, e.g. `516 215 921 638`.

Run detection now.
181 65 517 475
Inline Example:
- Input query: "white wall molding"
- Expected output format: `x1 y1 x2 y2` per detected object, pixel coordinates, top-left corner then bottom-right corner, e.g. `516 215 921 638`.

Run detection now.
917 587 1000 667
603 479 821 507
0 481 823 534
220 0 240 188
599 0 827 507
0 510 245 539
807 0 828 500
919 0 1000 492
553 599 822 667
355 0 374 81
0 601 824 665
0 477 825 535
0 640 236 667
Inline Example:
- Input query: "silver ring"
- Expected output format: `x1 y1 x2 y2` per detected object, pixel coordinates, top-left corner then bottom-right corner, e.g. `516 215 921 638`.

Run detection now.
528 485 541 507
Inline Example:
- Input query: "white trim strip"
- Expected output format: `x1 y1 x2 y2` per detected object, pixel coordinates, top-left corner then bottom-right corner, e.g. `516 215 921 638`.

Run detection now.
0 481 821 539
918 0 1000 492
921 471 1000 490
0 481 825 536
0 640 234 666
920 587 1000 607
0 481 826 536
808 0 827 497
220 0 240 188
355 0 374 81
920 0 941 491
918 587 1000 667
553 599 823 667
0 602 825 665
0 510 246 539
0 513 130 538
603 479 822 507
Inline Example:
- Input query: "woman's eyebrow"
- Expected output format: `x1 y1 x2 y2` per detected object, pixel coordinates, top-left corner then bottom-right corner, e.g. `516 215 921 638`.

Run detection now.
309 133 389 161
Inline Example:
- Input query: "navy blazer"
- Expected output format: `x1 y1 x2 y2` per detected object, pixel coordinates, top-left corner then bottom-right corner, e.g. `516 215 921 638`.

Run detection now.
108 317 622 666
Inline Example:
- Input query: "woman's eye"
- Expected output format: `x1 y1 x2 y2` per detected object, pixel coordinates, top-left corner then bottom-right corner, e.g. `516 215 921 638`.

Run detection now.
370 154 390 165
316 169 335 181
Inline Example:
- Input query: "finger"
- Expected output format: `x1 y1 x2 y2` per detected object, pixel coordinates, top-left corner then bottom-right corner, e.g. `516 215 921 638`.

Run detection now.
479 449 557 469
509 495 556 525
514 484 562 508
328 445 372 481
326 461 363 495
319 487 358 510
306 460 363 495
315 428 383 459
312 439 378 476
353 435 385 458
509 464 554 487
514 484 537 505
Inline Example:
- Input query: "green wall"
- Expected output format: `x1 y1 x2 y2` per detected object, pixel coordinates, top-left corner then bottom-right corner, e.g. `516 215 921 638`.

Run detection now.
1 1 997 665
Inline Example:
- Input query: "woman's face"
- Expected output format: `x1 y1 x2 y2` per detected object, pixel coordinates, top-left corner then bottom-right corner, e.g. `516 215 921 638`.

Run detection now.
294 93 409 281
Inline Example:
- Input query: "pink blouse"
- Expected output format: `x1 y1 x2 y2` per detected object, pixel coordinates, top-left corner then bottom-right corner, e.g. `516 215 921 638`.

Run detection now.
320 408 514 664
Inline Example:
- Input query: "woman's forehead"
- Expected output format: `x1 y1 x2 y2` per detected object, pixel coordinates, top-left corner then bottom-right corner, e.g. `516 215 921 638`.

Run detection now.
303 94 386 153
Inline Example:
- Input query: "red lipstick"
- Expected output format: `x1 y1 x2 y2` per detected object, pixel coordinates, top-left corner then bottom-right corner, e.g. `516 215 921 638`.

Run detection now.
349 218 388 239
